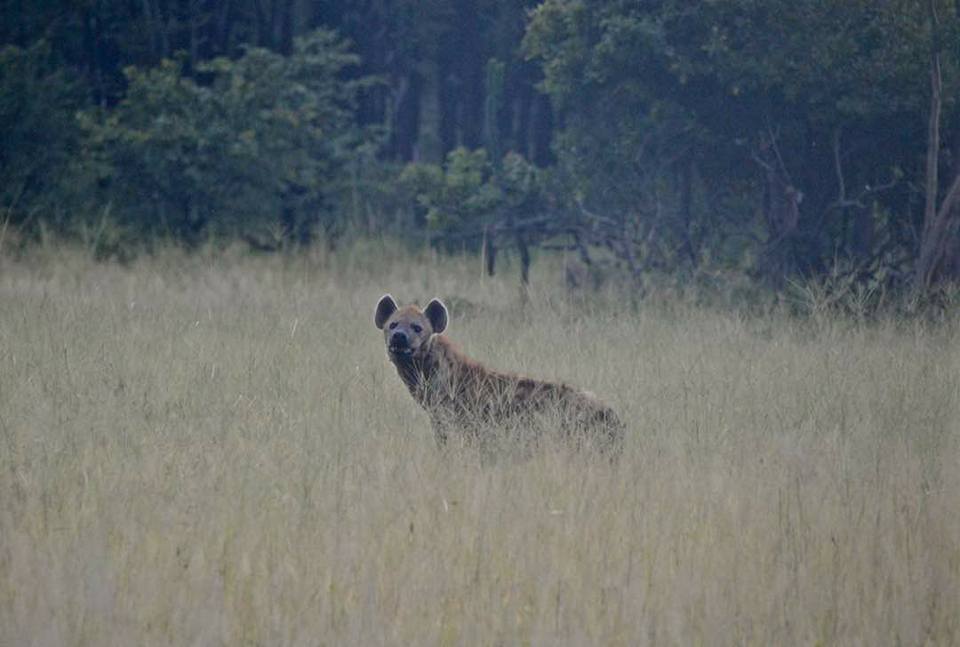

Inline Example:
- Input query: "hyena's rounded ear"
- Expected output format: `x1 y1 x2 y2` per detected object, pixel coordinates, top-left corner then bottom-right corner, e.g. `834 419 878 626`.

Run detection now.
375 294 399 329
424 298 448 334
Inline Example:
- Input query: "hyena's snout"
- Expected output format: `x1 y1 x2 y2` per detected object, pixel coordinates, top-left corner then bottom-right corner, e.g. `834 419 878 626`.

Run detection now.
389 329 411 353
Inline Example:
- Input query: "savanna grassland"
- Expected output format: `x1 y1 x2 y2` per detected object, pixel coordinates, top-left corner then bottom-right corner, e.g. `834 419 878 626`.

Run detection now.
1 244 958 646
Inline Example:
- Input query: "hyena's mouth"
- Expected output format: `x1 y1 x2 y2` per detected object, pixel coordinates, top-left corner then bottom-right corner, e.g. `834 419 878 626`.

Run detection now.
389 346 414 356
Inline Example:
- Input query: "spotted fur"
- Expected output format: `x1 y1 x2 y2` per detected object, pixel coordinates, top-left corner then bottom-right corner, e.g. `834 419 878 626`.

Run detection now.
375 294 623 455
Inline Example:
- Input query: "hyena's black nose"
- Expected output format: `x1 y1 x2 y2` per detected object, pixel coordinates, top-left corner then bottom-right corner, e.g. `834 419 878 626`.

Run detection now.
390 330 408 348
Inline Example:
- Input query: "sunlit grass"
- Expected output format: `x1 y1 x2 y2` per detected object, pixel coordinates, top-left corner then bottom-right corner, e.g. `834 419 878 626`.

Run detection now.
1 244 958 645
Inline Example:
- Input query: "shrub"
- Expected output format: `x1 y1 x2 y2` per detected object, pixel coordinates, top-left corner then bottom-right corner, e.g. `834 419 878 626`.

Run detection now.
0 41 85 233
81 29 371 247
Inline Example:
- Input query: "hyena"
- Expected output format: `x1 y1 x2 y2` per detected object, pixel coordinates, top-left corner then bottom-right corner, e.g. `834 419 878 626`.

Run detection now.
374 294 624 455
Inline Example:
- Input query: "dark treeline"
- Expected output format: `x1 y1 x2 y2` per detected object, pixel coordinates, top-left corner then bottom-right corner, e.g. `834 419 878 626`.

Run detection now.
3 0 960 301
0 1 550 162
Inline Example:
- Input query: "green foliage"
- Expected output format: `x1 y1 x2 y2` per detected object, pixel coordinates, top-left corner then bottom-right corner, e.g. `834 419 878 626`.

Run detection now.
0 41 86 229
401 148 495 231
400 148 544 236
4 0 960 295
81 30 368 245
525 0 960 282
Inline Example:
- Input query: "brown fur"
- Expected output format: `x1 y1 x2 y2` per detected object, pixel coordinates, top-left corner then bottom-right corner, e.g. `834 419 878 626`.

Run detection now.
375 295 624 454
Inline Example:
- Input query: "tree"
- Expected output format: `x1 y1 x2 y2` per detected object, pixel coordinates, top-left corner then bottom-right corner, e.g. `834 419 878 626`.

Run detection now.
525 0 960 291
400 147 546 281
0 41 86 231
916 0 960 292
82 30 368 245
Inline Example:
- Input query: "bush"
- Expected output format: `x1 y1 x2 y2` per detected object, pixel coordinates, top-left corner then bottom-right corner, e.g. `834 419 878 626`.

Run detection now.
81 29 372 247
0 41 86 232
401 148 545 237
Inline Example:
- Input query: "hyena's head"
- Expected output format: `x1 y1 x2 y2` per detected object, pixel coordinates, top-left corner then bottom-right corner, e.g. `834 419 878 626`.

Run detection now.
374 294 448 361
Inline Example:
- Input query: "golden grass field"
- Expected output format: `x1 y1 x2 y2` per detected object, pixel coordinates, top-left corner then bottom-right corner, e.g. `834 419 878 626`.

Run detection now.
1 244 958 646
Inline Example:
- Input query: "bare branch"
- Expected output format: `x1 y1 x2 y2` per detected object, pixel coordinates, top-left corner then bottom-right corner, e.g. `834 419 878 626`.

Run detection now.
833 127 846 203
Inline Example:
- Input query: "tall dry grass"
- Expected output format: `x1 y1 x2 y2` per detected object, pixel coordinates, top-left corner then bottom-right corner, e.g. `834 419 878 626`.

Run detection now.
0 244 958 646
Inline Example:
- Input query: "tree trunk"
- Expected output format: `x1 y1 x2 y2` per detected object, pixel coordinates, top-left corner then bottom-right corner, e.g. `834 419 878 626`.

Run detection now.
81 8 100 105
390 71 421 161
458 0 484 149
354 4 388 131
532 94 554 166
210 0 234 55
679 156 697 266
758 146 802 286
141 0 160 61
499 65 517 154
915 0 960 291
189 4 201 70
516 71 532 159
278 0 294 55
438 33 458 156
483 230 496 276
517 229 531 285
253 0 269 47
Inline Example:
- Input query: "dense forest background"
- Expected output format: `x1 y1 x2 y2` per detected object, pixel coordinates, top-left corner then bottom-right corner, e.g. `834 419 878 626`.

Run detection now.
4 0 960 299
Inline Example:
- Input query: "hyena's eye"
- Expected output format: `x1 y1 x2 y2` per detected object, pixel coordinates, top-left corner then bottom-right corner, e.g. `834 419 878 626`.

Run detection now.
412 324 423 334
389 321 398 330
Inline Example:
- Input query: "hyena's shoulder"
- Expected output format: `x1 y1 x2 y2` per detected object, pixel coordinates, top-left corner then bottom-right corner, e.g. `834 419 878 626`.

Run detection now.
428 334 489 376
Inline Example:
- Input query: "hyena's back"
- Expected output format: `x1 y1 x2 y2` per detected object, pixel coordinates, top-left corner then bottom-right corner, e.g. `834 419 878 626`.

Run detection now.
375 294 624 456
424 337 625 453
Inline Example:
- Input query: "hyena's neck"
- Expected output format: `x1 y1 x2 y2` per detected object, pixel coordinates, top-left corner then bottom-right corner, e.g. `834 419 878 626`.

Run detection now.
392 335 444 400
